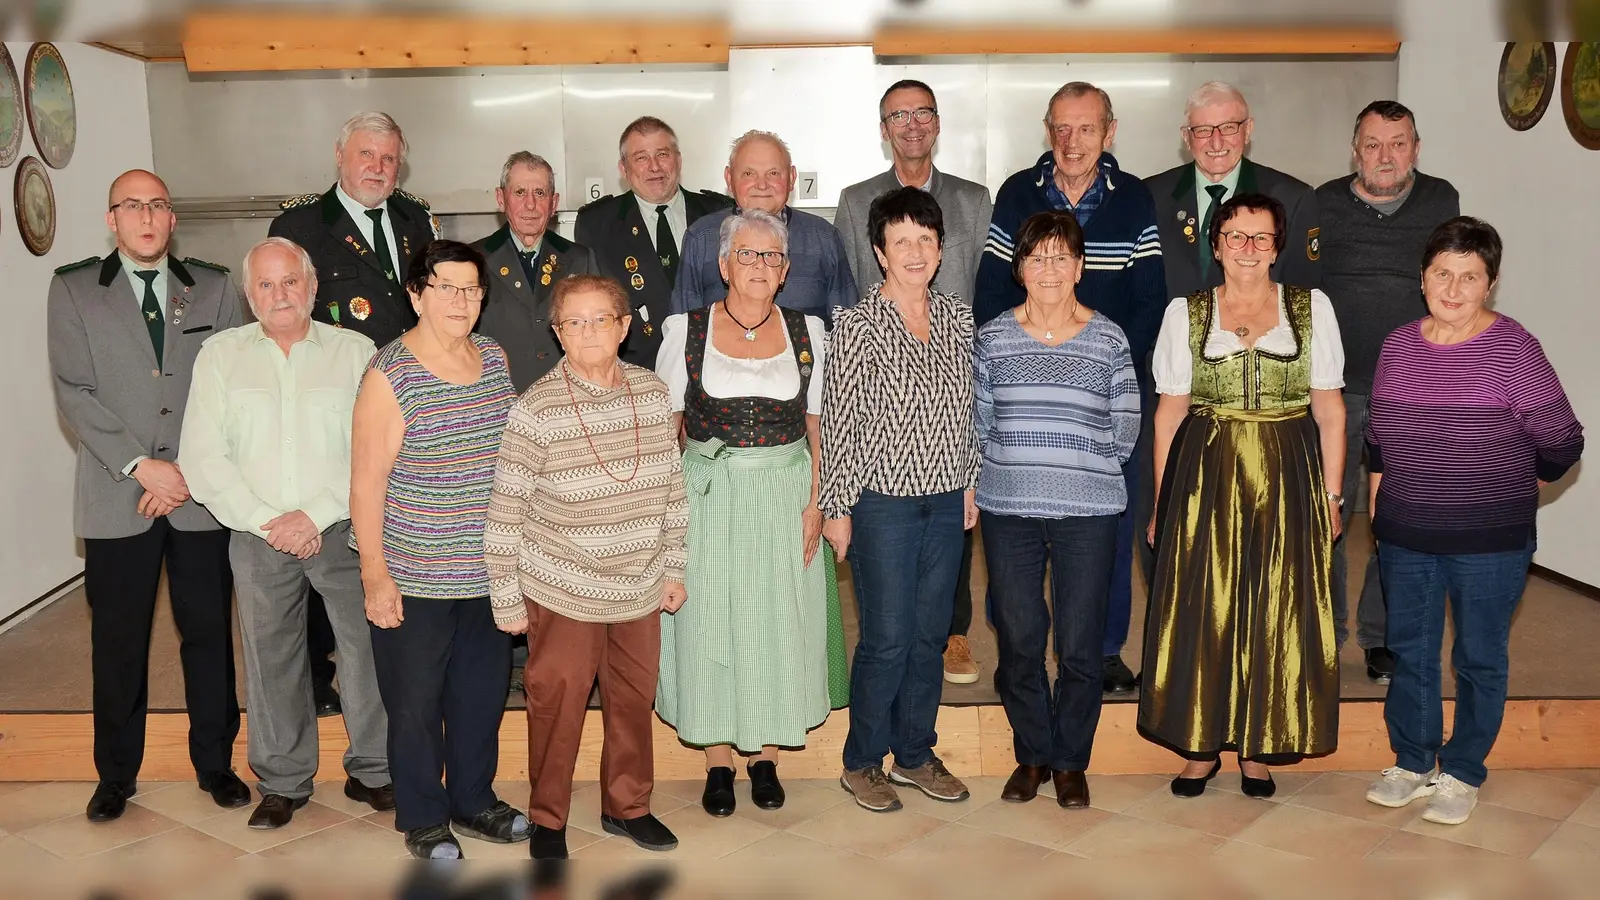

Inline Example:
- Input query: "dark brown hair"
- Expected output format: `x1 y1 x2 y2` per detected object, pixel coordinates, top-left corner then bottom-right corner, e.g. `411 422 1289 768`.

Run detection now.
1422 216 1502 283
1209 192 1286 254
1011 211 1086 283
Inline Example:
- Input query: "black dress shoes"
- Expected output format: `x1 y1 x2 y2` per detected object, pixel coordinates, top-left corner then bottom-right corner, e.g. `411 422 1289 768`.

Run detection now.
199 770 252 809
747 760 785 810
600 813 679 851
1170 759 1223 798
702 766 736 817
1103 655 1138 694
1239 764 1277 799
1366 647 1397 684
86 781 135 823
1001 764 1050 803
248 794 309 829
405 823 464 859
452 800 531 843
343 777 396 812
313 680 342 718
529 823 569 860
1052 770 1090 809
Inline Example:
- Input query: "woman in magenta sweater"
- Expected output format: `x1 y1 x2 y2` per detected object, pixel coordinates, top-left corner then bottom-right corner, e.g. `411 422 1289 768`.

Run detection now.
1363 217 1583 827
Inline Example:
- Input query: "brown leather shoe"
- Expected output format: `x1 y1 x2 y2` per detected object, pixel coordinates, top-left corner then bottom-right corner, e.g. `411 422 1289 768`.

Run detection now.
1001 764 1050 803
1052 770 1090 809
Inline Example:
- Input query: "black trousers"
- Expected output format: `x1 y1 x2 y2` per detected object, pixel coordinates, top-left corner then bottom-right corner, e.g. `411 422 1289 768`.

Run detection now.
83 520 239 785
949 529 975 637
307 587 337 687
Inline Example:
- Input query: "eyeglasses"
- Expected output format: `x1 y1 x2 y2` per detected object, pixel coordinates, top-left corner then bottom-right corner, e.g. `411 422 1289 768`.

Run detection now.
883 107 938 127
427 282 487 302
732 249 787 267
1183 120 1248 140
1220 231 1278 251
1022 253 1076 270
110 199 173 215
556 313 621 334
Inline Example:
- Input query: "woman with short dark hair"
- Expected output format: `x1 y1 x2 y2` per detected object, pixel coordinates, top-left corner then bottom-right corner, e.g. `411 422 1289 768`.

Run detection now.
350 239 525 859
977 211 1140 810
820 186 979 812
1363 217 1582 826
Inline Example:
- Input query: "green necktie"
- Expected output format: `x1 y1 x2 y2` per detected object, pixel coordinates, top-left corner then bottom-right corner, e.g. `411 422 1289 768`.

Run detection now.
655 204 680 288
365 208 397 280
1198 183 1228 280
135 270 163 368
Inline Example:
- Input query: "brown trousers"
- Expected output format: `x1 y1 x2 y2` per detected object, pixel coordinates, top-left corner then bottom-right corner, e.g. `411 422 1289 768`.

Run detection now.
524 602 660 829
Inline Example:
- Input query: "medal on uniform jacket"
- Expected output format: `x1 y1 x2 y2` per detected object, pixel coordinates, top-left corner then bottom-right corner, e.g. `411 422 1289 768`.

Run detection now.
1307 227 1321 261
540 274 551 286
402 235 411 258
350 297 372 320
345 235 366 256
500 266 510 276
643 323 655 336
630 273 645 291
624 256 638 273
327 301 342 325
799 349 813 377
631 225 639 236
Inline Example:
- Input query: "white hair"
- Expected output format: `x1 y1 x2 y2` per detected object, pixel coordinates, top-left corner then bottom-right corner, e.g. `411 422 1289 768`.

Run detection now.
718 209 789 260
499 151 556 193
242 237 317 299
337 111 408 162
1184 81 1250 121
727 129 792 170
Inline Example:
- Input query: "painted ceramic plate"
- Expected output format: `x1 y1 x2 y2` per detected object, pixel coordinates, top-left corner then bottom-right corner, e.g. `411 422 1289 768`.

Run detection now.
1561 42 1600 150
1498 42 1556 131
0 45 22 167
23 42 74 169
15 156 54 255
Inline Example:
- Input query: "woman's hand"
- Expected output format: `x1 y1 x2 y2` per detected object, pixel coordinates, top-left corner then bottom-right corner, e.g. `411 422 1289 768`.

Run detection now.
963 489 978 530
802 504 824 567
1329 496 1344 541
498 615 529 635
1147 504 1158 547
661 580 687 613
364 572 404 629
822 515 852 562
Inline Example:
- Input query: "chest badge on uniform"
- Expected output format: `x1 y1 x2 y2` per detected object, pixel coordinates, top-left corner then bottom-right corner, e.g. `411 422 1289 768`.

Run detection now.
345 235 366 256
540 274 551 286
350 297 372 320
631 226 639 236
1177 209 1187 221
630 273 645 291
500 266 510 276
643 323 655 337
327 301 342 325
624 256 639 273
1307 227 1321 261
799 349 813 365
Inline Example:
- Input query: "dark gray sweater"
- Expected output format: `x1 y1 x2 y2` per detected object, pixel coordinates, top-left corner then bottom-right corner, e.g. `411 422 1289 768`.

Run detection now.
1314 172 1460 395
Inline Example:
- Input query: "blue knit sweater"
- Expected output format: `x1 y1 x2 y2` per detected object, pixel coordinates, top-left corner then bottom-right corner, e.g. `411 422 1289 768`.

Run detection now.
975 152 1167 372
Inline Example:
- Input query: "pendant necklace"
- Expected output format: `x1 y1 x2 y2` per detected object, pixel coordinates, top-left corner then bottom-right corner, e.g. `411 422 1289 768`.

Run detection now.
1220 287 1256 339
724 301 775 341
561 361 642 484
1026 297 1079 341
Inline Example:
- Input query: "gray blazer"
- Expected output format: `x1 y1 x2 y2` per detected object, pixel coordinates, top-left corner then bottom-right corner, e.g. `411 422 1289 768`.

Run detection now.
833 166 994 305
48 254 244 539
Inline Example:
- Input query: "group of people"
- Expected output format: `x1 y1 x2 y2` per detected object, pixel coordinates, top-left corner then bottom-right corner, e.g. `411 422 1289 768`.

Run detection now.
47 75 1583 861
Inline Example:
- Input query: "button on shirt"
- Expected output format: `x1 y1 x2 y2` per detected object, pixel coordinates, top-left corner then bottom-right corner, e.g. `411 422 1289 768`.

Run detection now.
335 183 400 266
635 189 687 257
178 321 378 538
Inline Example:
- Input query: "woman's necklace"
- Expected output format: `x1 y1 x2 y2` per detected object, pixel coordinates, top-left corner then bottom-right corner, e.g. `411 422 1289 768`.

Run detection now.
1024 296 1079 341
561 360 642 484
1219 286 1270 339
724 301 775 342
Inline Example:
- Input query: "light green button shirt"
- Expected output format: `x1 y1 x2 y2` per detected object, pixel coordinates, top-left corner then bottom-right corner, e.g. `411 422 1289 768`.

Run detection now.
121 252 167 316
179 320 377 538
1193 162 1244 228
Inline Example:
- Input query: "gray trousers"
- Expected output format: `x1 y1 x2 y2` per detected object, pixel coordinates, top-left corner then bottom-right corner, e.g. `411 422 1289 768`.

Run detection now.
230 521 388 799
1333 392 1388 650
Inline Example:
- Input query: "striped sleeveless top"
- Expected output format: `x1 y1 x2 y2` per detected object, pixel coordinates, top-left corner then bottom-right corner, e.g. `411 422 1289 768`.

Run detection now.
368 333 517 600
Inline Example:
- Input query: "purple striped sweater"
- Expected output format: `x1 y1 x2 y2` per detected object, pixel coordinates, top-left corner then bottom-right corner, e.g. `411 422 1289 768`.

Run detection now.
1367 316 1584 554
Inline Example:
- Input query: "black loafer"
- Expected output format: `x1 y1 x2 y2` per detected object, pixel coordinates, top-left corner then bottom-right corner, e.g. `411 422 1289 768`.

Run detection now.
1103 655 1138 694
86 780 135 823
600 813 678 851
248 794 309 829
747 760 785 810
1366 647 1397 684
343 777 396 812
451 799 531 844
529 823 568 860
198 770 252 809
702 766 736 817
405 823 464 859
1240 764 1277 799
313 680 342 718
1170 759 1222 798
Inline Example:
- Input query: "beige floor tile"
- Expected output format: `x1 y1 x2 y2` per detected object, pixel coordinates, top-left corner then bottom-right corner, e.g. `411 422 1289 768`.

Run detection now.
304 779 383 819
1366 830 1511 859
1285 772 1428 827
889 774 1001 822
18 802 182 859
1210 839 1308 860
1530 769 1600 787
0 782 98 833
1477 770 1596 820
887 822 1053 864
955 795 1114 852
1080 774 1168 813
559 782 690 836
1232 803 1392 859
789 802 947 858
0 833 59 864
728 778 851 830
130 781 253 827
721 830 870 861
1064 813 1226 858
1401 801 1560 857
187 796 351 853
90 823 248 863
257 817 404 860
566 834 663 860
1120 786 1276 839
646 804 775 859
1531 821 1600 859
0 783 40 800
1208 768 1321 802
652 778 707 804
1563 783 1600 828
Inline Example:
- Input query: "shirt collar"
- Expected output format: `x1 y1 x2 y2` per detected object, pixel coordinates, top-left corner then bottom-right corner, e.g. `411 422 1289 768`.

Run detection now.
510 227 545 254
1039 156 1111 210
895 166 936 192
1194 161 1243 196
251 319 322 347
335 181 388 222
119 251 166 277
635 188 685 220
732 204 792 224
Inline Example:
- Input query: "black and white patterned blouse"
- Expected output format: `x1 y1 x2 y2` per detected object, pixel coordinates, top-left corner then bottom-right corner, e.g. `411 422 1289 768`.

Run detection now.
818 284 981 519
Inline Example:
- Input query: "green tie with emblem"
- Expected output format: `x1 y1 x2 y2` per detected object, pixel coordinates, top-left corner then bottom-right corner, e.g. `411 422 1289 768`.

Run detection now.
655 204 680 288
135 269 163 368
365 208 397 280
1198 183 1228 280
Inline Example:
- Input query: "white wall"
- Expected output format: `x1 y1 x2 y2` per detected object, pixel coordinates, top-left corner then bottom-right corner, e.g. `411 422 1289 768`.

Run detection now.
1399 2 1600 584
0 43 151 624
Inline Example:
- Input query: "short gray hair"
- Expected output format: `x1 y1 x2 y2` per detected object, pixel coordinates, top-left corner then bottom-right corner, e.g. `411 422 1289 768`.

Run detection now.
500 151 556 193
1184 81 1249 121
718 209 789 260
337 111 408 162
728 130 792 170
1044 82 1114 129
618 116 680 159
242 237 317 295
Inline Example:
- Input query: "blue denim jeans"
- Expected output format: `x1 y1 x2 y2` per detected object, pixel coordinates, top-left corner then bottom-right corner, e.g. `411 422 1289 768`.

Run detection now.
1379 539 1535 787
842 489 965 772
983 511 1119 771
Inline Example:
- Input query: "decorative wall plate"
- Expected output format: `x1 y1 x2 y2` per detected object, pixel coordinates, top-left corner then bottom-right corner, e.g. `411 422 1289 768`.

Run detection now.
0 45 22 167
1560 42 1600 150
1498 42 1556 131
15 156 54 255
23 42 74 169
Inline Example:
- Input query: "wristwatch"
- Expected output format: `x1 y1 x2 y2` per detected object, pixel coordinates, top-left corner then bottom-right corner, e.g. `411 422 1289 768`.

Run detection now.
1327 491 1344 507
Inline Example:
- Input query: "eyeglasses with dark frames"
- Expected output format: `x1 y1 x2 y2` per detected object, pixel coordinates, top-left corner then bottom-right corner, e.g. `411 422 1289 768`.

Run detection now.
882 107 938 127
426 281 488 302
1183 120 1248 140
1220 231 1277 251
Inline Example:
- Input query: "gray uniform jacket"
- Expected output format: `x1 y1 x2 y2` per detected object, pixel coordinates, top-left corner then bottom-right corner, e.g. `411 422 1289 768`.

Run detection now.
48 254 244 539
833 166 994 305
471 225 599 393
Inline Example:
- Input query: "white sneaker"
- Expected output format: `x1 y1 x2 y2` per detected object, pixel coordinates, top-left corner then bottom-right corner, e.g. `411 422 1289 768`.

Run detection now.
1365 766 1436 808
1421 773 1478 825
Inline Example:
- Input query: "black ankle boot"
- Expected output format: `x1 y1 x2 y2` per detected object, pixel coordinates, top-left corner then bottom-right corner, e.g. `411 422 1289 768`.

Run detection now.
702 766 736 817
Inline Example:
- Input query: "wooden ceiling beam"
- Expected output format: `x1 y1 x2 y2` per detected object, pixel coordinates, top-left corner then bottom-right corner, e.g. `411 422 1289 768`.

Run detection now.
871 25 1401 57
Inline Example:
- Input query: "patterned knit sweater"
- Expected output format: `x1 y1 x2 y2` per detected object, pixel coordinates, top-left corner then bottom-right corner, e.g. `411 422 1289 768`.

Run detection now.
484 359 688 624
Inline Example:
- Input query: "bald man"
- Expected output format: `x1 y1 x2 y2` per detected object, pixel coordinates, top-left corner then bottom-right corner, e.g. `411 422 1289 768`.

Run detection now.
48 169 249 822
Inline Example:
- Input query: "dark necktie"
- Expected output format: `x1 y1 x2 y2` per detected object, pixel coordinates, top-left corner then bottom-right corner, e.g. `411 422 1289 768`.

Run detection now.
1198 184 1228 280
655 204 680 288
365 208 397 280
135 270 163 368
517 248 540 291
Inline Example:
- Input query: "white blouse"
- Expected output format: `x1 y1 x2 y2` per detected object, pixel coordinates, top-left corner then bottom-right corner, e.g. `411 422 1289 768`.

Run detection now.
656 311 827 415
1152 286 1346 395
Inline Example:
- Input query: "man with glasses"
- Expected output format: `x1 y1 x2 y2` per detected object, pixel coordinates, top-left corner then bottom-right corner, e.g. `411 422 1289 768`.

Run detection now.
835 79 993 686
975 82 1166 696
48 169 249 822
474 151 600 393
576 116 733 367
